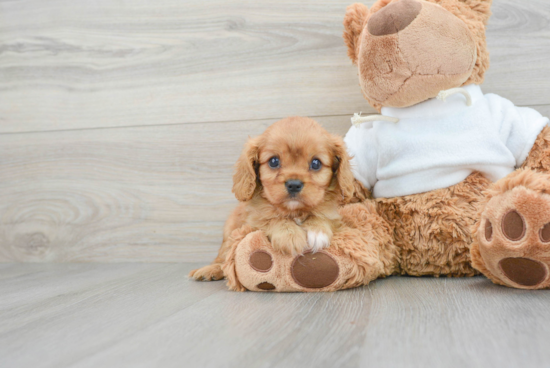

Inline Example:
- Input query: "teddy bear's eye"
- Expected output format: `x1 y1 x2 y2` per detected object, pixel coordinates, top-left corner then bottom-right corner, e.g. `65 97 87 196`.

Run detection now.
268 157 280 169
310 158 322 171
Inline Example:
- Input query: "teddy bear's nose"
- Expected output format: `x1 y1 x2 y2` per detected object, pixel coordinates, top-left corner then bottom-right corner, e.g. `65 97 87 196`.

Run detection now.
368 0 422 36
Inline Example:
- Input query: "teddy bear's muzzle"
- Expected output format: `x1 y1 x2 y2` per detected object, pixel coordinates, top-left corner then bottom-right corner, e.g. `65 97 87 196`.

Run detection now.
367 0 421 36
358 0 478 108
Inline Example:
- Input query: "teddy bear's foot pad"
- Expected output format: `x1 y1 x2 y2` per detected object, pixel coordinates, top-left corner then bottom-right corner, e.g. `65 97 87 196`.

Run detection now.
290 252 339 289
498 257 547 287
475 183 550 289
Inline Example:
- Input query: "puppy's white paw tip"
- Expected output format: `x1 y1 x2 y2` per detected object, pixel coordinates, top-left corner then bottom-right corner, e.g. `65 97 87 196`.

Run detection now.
307 231 330 253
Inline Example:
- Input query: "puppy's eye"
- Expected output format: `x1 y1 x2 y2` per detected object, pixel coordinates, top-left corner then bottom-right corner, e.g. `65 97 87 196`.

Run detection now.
268 156 280 169
310 158 322 171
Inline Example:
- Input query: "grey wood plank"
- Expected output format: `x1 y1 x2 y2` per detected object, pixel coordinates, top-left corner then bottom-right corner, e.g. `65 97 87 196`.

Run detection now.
0 263 224 368
75 276 550 368
1 264 549 368
359 277 550 368
0 0 549 133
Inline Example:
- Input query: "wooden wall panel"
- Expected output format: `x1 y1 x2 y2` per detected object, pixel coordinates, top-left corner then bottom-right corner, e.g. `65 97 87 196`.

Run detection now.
0 0 548 133
0 0 549 261
0 116 350 262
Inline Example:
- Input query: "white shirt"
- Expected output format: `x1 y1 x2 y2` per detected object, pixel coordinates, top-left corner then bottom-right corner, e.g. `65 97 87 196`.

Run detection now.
344 85 549 198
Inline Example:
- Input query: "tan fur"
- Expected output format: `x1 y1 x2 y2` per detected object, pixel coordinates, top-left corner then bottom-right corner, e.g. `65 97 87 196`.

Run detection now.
312 0 550 291
224 202 399 292
343 0 492 109
194 127 550 291
194 0 548 292
431 0 491 87
470 170 550 289
190 117 365 280
469 130 550 289
521 126 550 173
399 3 477 76
377 172 489 277
343 3 370 64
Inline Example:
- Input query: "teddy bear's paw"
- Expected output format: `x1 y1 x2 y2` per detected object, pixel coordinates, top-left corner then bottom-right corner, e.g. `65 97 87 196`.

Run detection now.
232 231 284 292
233 230 345 292
248 250 277 290
246 250 340 291
475 184 550 289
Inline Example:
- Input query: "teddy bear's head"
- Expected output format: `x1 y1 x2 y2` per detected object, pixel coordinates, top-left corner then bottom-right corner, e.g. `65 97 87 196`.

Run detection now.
343 0 492 110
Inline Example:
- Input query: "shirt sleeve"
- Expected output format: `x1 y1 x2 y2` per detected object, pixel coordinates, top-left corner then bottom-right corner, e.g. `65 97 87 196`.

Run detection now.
490 94 550 167
344 125 378 190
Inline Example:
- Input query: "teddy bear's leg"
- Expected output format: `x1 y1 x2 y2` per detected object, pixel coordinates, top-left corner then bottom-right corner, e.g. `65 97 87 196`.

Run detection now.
222 202 398 292
471 169 550 289
471 126 550 289
376 172 490 277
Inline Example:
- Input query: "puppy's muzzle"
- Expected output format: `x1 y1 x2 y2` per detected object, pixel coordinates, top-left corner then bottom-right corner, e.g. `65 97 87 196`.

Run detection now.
285 180 304 196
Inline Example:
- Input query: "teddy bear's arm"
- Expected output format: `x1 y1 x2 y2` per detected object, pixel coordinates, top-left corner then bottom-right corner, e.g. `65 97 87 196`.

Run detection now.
521 125 550 173
344 125 379 192
490 95 550 167
350 178 372 203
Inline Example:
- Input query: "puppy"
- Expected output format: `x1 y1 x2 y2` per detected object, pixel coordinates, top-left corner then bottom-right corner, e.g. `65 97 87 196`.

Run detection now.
190 116 365 281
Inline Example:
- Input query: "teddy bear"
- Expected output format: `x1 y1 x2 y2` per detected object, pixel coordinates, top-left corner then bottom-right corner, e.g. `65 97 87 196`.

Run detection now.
206 0 550 292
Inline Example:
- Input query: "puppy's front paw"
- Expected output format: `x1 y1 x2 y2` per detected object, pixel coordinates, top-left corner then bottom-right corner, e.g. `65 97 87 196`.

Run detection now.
307 231 331 253
271 230 307 256
189 264 224 281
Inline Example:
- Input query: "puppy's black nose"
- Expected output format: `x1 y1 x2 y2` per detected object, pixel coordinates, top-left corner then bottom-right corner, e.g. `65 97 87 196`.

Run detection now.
285 180 304 195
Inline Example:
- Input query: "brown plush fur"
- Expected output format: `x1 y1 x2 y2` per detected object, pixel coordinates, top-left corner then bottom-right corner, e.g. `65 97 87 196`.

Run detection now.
343 0 491 109
470 171 550 289
470 128 550 289
190 117 360 281
224 128 550 292
377 172 490 277
521 126 550 173
337 0 550 290
223 202 399 292
193 0 549 292
343 3 369 64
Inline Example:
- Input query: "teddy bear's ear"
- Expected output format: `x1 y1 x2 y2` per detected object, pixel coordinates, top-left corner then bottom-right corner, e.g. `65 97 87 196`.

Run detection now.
343 3 369 64
460 0 492 24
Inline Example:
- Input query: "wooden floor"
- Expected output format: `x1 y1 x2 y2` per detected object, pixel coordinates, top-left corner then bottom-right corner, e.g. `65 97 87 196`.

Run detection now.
1 263 549 368
2 1 550 366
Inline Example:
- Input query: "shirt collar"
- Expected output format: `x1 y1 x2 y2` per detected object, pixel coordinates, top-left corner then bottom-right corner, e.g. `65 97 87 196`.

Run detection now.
381 85 484 120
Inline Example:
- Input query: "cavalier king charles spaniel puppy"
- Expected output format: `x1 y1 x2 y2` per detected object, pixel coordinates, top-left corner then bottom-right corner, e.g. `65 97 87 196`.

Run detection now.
190 116 365 281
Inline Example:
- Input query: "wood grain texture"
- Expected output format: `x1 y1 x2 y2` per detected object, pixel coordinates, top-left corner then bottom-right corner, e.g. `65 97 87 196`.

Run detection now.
0 0 549 133
0 264 549 368
2 105 550 262
0 116 351 262
1 0 550 262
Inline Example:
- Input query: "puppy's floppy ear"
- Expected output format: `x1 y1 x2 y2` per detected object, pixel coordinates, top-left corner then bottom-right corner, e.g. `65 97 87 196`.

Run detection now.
330 135 357 204
343 3 369 64
232 136 261 202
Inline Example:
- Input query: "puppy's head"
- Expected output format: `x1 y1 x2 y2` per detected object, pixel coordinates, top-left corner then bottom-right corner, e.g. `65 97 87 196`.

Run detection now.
232 117 356 211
